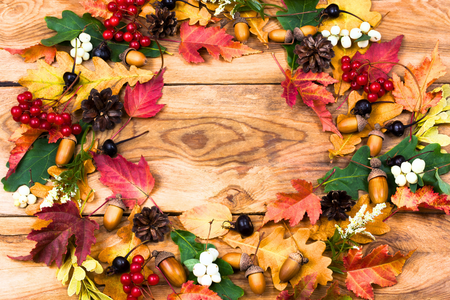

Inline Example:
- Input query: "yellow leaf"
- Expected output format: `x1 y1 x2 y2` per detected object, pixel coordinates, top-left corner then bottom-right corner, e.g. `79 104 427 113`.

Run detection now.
223 227 332 291
73 266 87 281
30 182 53 198
179 203 232 239
240 11 269 46
175 0 211 26
48 165 66 177
139 0 158 17
68 275 81 296
56 257 73 284
418 126 450 147
19 52 154 111
328 134 362 159
31 218 52 230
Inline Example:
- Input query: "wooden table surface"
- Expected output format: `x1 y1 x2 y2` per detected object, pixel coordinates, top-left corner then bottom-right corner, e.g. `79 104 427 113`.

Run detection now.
1 0 450 299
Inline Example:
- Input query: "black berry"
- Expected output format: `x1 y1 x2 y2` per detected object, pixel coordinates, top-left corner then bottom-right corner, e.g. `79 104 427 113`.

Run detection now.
92 41 112 61
102 139 118 157
323 4 340 18
160 0 176 10
386 155 406 167
106 256 130 275
223 214 254 237
351 99 372 116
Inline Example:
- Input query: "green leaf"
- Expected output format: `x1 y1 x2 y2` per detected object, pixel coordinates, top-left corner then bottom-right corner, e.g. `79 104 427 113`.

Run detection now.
215 258 234 276
170 229 214 263
246 0 263 13
183 258 200 272
2 138 60 191
210 277 244 300
355 34 371 42
328 266 344 275
435 169 450 195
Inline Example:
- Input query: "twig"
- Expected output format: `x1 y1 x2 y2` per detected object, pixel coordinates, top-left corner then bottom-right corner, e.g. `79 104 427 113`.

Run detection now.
205 219 214 252
253 232 265 265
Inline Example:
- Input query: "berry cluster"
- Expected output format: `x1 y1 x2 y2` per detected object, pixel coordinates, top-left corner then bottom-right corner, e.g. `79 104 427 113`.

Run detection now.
391 158 426 187
70 33 93 64
340 56 394 102
193 248 222 286
120 255 159 299
103 0 152 50
11 92 82 136
322 22 381 49
13 185 37 208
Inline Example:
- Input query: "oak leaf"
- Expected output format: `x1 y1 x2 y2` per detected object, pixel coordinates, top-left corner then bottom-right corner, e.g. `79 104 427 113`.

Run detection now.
240 11 269 45
30 182 54 198
179 22 261 63
167 281 222 300
19 51 154 111
344 245 415 300
175 0 211 26
276 273 317 300
2 43 57 64
393 41 447 114
328 134 362 160
179 203 232 239
392 185 450 214
79 0 113 19
94 154 155 208
223 227 333 291
264 179 322 226
9 201 98 267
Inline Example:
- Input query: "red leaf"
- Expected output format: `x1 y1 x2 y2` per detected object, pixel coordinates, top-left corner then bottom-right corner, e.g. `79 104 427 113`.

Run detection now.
94 154 155 208
353 35 404 79
5 125 44 179
167 281 222 300
124 68 165 118
263 179 322 226
179 22 261 63
319 281 352 300
344 245 415 300
79 0 113 19
9 201 98 267
392 185 450 214
276 273 317 300
2 43 57 64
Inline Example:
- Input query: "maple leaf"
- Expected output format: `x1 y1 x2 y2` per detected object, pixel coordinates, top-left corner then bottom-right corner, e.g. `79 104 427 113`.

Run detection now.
2 43 57 64
223 227 332 291
167 281 222 300
19 51 154 111
179 203 232 239
179 22 261 63
79 0 113 19
393 41 447 114
9 201 98 267
93 154 155 208
124 68 165 118
344 245 415 300
328 134 362 160
240 11 269 45
276 273 317 300
392 185 450 214
264 179 322 226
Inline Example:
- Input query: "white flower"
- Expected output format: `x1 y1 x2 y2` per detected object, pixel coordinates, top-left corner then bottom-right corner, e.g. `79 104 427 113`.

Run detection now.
338 203 385 239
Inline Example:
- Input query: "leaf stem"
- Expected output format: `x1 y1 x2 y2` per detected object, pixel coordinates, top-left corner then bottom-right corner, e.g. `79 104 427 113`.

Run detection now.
111 117 133 141
155 265 181 300
205 219 214 252
243 10 318 19
313 169 336 192
253 232 265 265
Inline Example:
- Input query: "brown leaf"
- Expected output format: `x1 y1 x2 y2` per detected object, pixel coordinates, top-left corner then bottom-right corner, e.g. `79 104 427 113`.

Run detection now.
328 134 362 160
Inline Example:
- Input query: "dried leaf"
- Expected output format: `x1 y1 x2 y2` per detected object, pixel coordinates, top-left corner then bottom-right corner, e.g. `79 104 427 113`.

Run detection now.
276 273 317 300
19 51 154 111
79 0 113 19
179 22 261 63
167 281 222 300
240 11 269 45
392 185 450 214
328 134 362 160
179 203 232 239
320 281 352 300
175 0 211 26
223 227 333 291
344 245 415 300
2 44 57 64
30 182 54 198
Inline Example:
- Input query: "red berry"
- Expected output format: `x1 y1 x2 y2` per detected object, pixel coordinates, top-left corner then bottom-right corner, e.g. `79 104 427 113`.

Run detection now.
23 91 33 101
30 105 41 117
132 255 145 265
103 29 114 40
19 103 29 111
127 296 138 300
40 121 51 130
20 113 31 124
351 81 361 90
107 2 118 12
126 23 137 33
13 115 21 122
384 80 394 91
367 93 378 102
61 125 72 137
30 118 41 128
71 123 83 135
341 56 351 64
126 0 135 4
351 61 362 70
32 99 43 107
11 106 22 118
130 286 142 298
376 77 386 85
369 82 381 93
54 114 65 125
342 72 351 83
110 16 120 27
341 63 351 73
123 32 134 42
123 285 133 294
131 272 144 284
118 4 128 11
127 5 138 15
133 31 142 41
349 70 358 80
47 112 56 123
39 112 48 120
104 19 113 28
114 10 124 19
356 75 368 86
130 262 142 274
17 93 27 103
147 274 159 286
117 0 126 4
361 71 369 77
129 40 140 50
61 112 71 123
377 88 386 98
140 36 151 47
114 31 125 42
121 273 133 285
136 0 145 5
364 84 370 94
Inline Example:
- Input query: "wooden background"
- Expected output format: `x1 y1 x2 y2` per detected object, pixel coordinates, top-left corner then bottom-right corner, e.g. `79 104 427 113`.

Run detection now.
1 0 450 299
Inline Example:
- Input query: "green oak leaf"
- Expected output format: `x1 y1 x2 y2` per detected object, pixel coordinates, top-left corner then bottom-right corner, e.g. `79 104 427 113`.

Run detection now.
170 230 214 263
210 277 244 300
2 138 60 192
355 34 371 43
215 258 233 276
436 169 450 194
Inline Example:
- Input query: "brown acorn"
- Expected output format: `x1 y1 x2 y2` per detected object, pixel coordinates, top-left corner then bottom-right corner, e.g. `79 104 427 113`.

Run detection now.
269 29 294 43
55 135 77 167
221 253 253 271
153 250 187 287
337 115 368 134
233 13 250 43
119 48 147 67
279 251 309 283
293 25 318 42
245 265 266 295
367 124 385 157
103 194 126 231
368 158 388 204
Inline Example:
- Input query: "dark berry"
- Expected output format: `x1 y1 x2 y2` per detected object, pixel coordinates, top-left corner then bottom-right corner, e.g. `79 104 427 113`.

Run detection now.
111 256 131 274
92 41 112 61
324 3 340 18
63 72 79 92
385 120 406 137
235 214 254 237
161 0 177 10
351 99 372 116
102 139 118 157
387 155 406 167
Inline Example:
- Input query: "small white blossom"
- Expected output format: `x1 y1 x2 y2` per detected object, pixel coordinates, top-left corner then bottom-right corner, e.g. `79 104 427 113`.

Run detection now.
336 203 386 240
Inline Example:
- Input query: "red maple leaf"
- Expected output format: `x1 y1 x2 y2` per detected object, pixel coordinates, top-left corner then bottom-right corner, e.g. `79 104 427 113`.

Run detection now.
79 0 113 19
344 245 415 300
167 281 222 300
276 273 317 300
353 35 404 80
263 179 322 226
2 43 57 64
124 68 166 118
179 22 261 63
9 201 98 267
94 154 155 208
319 281 352 300
392 185 450 214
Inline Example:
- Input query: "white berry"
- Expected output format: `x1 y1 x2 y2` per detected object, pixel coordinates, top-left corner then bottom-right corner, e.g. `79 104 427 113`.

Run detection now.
27 194 37 205
391 165 402 177
207 248 219 261
321 30 330 38
19 195 28 204
14 200 20 207
207 263 219 276
81 42 93 52
193 263 206 277
401 161 412 174
70 38 81 48
20 202 28 208
18 185 30 196
199 275 212 286
395 174 407 187
368 30 381 42
211 273 221 283
12 192 21 200
340 29 349 36
70 48 77 58
341 36 352 49
412 158 426 174
330 25 341 35
79 32 91 43
75 47 85 57
82 52 90 61
350 28 362 40
199 252 213 266
357 40 369 48
406 172 418 184
327 35 338 46
360 22 371 33
75 57 83 65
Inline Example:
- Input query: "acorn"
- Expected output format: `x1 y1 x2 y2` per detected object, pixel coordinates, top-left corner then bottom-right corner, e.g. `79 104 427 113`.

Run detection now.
279 251 309 283
153 250 187 287
55 135 77 167
103 194 126 231
269 25 318 43
337 115 368 134
233 13 250 43
368 158 388 204
245 265 266 295
221 253 253 271
367 124 385 157
119 48 147 67
293 25 318 41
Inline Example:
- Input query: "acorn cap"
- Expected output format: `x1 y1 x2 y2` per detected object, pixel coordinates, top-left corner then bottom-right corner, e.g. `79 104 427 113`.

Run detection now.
245 265 264 278
370 157 382 168
108 194 126 210
285 30 294 43
64 134 77 143
356 115 369 132
368 123 385 140
239 253 253 271
233 12 248 27
119 48 135 67
152 250 175 267
368 168 387 181
293 27 305 42
289 251 309 265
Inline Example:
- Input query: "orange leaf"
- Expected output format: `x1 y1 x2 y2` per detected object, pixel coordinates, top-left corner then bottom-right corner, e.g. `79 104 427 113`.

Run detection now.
328 134 362 160
2 44 57 64
240 11 269 45
167 281 222 300
264 179 322 226
392 185 450 214
393 41 447 114
79 0 113 19
174 0 211 26
276 273 318 300
30 182 54 198
344 245 415 300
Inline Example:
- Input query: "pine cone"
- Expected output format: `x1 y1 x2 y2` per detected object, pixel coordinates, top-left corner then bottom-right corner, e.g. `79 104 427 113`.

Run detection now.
321 191 355 221
81 88 123 132
146 7 178 39
294 34 335 73
132 207 171 242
